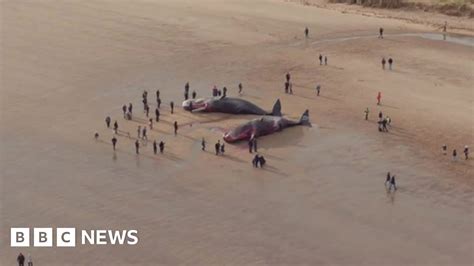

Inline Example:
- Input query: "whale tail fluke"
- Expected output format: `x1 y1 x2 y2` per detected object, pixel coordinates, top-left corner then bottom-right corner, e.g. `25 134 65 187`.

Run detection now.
299 109 311 126
271 99 282 117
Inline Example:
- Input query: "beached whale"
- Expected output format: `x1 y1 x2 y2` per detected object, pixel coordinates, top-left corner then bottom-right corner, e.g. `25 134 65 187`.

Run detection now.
223 110 311 143
182 97 281 116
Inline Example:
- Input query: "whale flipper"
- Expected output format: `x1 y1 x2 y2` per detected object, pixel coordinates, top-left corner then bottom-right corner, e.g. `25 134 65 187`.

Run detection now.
271 99 282 117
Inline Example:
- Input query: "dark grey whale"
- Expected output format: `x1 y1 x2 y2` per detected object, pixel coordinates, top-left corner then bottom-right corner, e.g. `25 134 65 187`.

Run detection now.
223 110 310 143
182 97 281 116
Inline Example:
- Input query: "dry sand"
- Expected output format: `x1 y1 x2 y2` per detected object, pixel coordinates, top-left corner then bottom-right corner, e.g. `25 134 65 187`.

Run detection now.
0 0 473 265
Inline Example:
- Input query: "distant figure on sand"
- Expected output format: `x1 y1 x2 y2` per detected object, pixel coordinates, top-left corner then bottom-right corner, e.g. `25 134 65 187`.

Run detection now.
389 175 397 192
174 121 178 135
452 149 457 161
463 146 469 160
105 116 111 128
201 138 206 151
153 140 157 154
284 81 290 94
27 254 32 266
388 58 393 70
137 125 141 138
113 121 118 134
324 56 328 65
286 72 291 82
142 127 147 140
17 252 25 266
379 27 384 39
157 97 162 108
128 103 133 115
145 104 150 117
223 86 227 97
385 172 391 188
192 90 196 99
170 101 174 114
316 84 321 96
364 107 369 120
319 54 323 65
252 154 259 167
289 82 293 94
112 136 117 150
248 139 253 153
382 57 386 70
253 138 258 152
215 140 221 155
155 108 160 122
304 27 309 38
238 83 243 95
159 141 165 153
442 144 447 155
122 104 127 117
94 132 99 140
377 92 382 105
220 143 225 155
135 140 140 154
149 118 153 130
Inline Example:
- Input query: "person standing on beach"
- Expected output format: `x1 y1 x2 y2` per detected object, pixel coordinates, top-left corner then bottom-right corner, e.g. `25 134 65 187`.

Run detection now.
223 86 227 97
316 84 321 96
284 81 290 94
155 108 160 122
112 136 117 151
388 58 393 70
215 140 221 155
157 97 162 109
156 89 160 100
142 127 147 140
385 172 391 188
389 175 397 191
159 141 165 153
253 138 258 152
149 118 153 130
201 138 206 151
324 56 328 65
220 143 225 155
238 83 243 95
319 54 323 65
452 149 457 161
137 125 141 139
170 101 174 114
286 72 291 83
379 27 384 39
248 139 253 153
378 111 383 120
364 108 369 120
184 82 190 100
289 82 293 94
128 103 133 115
153 140 157 155
122 105 127 117
192 90 197 99
105 116 111 128
382 57 386 70
463 146 469 160
145 104 150 117
304 27 309 38
442 144 447 155
382 118 388 132
27 254 33 266
135 140 140 154
377 92 382 105
17 252 25 266
113 121 118 134
174 121 178 135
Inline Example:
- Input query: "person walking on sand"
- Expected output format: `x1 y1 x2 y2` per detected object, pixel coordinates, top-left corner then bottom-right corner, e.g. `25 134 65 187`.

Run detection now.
286 72 291 83
442 144 447 155
135 140 140 154
156 89 160 100
464 146 469 160
378 111 383 120
113 121 118 134
174 121 178 135
452 149 457 161
155 108 160 122
324 56 328 65
170 101 174 114
157 97 162 109
223 86 227 97
153 140 157 155
382 118 388 132
364 107 370 120
238 82 243 95
319 54 323 65
252 154 259 167
215 140 221 155
27 254 33 266
220 143 225 155
112 136 117 151
389 175 397 192
142 127 147 140
122 104 127 117
304 27 309 38
201 138 206 151
149 118 153 130
289 82 293 94
248 139 253 153
377 92 382 105
105 116 111 128
382 57 386 70
379 27 384 39
192 90 197 99
284 81 290 94
128 103 133 115
17 252 25 266
253 138 258 152
388 58 393 70
94 132 99 140
137 125 141 139
145 104 150 117
259 155 266 168
316 84 321 96
159 141 165 153
385 172 391 188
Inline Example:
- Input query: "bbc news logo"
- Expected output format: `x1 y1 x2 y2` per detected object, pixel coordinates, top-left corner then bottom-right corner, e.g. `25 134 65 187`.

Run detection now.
11 228 139 247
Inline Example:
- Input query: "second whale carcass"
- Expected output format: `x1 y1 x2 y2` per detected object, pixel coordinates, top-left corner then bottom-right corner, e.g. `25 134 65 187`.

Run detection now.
223 110 311 143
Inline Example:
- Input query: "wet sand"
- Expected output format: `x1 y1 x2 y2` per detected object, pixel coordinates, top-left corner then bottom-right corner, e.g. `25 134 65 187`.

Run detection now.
1 0 473 265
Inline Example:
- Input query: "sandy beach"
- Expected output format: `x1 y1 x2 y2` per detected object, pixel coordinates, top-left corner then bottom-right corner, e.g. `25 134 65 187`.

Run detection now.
1 0 473 265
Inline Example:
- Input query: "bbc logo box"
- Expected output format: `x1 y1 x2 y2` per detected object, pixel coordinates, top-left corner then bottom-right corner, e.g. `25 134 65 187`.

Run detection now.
11 228 76 247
